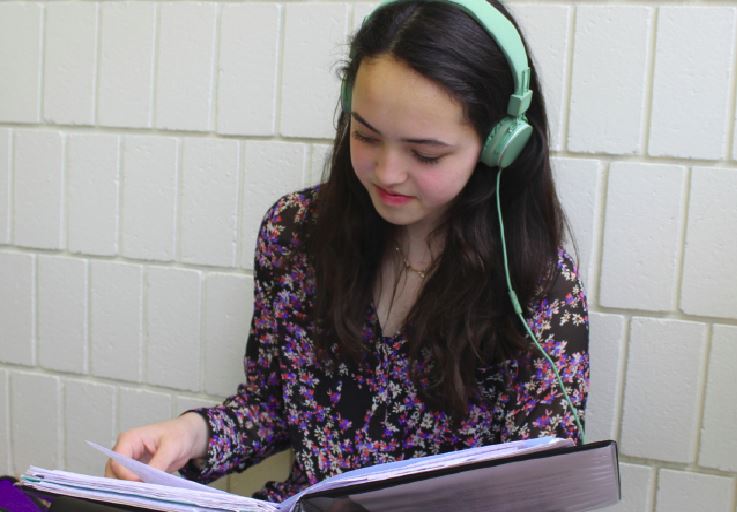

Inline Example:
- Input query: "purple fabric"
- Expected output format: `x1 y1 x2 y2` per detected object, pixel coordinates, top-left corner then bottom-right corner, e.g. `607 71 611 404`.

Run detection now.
0 479 42 512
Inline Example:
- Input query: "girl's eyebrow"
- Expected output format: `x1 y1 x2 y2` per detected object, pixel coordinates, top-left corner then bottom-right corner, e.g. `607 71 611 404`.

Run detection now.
351 112 454 148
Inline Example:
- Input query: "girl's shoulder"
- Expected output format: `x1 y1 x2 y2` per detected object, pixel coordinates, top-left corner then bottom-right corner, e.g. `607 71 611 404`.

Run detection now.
253 187 319 274
262 186 319 228
259 186 319 245
553 247 583 288
535 247 588 316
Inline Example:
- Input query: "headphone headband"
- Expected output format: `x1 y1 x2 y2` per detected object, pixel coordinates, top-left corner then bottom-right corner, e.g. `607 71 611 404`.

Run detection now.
400 0 533 117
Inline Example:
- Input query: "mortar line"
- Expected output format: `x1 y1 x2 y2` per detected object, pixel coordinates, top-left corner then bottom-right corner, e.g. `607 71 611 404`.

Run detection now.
38 3 46 124
275 4 287 136
150 2 161 129
83 259 90 375
209 3 222 133
31 254 38 367
198 272 208 397
140 265 148 386
559 3 577 152
92 2 101 125
592 161 611 308
58 376 65 469
691 322 713 469
640 5 658 156
613 315 630 446
673 166 692 314
173 138 183 263
724 8 737 161
235 141 246 270
1 369 11 474
8 130 15 246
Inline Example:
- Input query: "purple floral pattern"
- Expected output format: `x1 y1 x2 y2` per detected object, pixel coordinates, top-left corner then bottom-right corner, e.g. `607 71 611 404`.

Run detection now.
183 188 589 502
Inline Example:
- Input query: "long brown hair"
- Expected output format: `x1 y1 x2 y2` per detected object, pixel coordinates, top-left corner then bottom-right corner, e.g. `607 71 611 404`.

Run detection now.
308 0 565 416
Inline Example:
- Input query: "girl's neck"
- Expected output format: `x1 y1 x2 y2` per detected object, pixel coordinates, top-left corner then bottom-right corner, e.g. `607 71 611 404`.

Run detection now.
395 224 444 273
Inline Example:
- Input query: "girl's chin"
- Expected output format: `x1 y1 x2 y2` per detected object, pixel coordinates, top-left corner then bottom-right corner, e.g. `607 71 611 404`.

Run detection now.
370 198 424 227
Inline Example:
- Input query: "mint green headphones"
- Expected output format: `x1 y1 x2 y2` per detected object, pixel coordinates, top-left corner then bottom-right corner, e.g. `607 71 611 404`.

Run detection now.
341 0 534 168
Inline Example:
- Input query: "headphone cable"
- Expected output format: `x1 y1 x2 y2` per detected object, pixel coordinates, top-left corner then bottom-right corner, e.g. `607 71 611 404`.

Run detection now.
495 168 586 444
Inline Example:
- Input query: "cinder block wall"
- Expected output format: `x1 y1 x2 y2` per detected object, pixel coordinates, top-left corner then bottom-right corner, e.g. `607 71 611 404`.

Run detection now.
1 1 736 510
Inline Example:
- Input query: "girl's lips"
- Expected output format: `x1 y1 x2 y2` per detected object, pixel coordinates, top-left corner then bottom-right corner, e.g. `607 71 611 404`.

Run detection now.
376 186 413 206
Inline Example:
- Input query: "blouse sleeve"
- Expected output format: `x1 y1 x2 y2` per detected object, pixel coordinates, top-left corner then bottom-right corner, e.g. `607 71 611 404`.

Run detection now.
499 251 590 445
181 202 294 483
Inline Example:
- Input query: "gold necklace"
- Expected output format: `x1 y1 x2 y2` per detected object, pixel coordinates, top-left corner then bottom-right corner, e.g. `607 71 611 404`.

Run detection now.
394 245 430 280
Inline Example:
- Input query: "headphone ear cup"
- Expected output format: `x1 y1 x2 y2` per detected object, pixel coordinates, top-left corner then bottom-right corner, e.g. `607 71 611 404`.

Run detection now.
341 79 352 114
480 116 533 168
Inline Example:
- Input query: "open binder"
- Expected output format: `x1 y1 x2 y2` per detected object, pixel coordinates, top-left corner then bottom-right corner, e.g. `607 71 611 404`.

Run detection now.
21 437 620 512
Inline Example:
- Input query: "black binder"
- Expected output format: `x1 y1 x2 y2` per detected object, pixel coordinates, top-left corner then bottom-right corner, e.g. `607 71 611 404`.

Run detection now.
296 441 620 512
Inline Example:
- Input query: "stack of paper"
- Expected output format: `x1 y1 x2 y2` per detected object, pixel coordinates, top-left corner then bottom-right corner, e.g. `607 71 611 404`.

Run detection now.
22 467 273 511
280 436 573 510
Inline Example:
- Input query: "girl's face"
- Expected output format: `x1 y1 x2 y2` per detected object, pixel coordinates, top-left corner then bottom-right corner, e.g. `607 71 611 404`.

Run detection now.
350 54 481 236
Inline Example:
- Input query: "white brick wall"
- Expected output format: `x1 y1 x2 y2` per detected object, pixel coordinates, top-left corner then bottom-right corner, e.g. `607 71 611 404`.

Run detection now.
621 317 706 463
155 2 217 131
699 325 737 473
64 379 115 474
600 463 655 512
280 3 350 138
600 162 687 311
121 136 178 261
681 167 737 319
146 266 201 391
204 273 252 397
98 2 156 128
217 3 281 136
648 7 737 160
14 130 64 249
0 253 35 366
118 387 172 434
179 138 240 267
656 470 736 512
38 255 87 373
67 134 120 256
11 372 60 473
586 313 625 443
89 261 143 382
176 396 216 413
568 6 652 155
0 3 42 123
2 1 737 508
44 3 98 126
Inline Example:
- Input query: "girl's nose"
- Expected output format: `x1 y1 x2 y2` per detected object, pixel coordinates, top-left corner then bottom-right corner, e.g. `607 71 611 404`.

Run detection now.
374 149 407 186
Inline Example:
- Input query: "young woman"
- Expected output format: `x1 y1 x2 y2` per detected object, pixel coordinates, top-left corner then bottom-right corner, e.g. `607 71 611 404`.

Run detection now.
106 0 589 503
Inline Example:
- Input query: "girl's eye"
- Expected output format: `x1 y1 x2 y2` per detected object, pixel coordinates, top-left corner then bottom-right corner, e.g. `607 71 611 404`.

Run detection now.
353 130 442 165
352 131 378 144
412 151 442 165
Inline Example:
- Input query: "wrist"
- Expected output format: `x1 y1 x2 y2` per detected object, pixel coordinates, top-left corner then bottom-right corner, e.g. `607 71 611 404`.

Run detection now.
179 412 209 461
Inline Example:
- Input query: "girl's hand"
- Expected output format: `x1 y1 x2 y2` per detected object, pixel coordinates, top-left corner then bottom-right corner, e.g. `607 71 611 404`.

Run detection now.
104 412 209 481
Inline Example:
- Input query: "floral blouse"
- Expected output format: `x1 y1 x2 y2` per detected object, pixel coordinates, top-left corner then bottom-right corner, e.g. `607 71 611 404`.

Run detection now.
183 188 589 502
